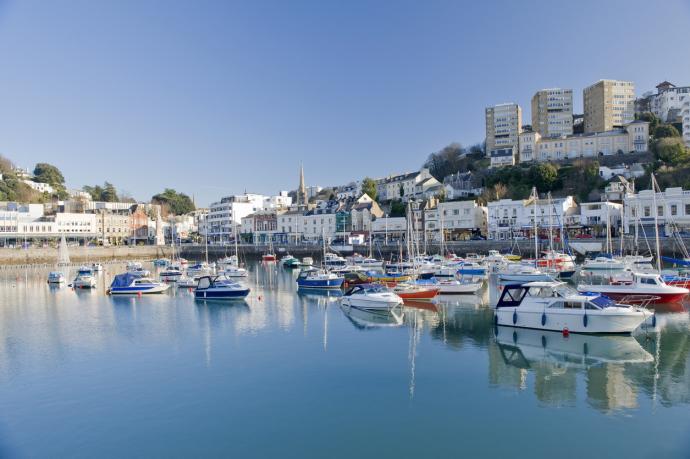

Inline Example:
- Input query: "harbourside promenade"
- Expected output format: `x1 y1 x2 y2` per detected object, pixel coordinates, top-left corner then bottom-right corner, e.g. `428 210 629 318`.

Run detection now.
0 245 173 267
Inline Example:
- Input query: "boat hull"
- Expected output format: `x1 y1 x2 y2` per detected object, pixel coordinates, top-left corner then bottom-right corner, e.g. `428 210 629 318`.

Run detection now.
195 288 250 299
495 308 648 334
109 284 170 294
297 278 344 289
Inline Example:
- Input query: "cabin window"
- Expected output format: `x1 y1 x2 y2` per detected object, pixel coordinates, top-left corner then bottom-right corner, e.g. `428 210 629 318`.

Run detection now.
641 277 658 285
564 301 581 309
548 301 564 309
585 302 600 310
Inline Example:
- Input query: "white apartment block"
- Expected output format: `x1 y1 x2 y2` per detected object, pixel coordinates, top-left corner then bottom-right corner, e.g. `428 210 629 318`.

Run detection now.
532 88 573 137
584 80 635 133
485 103 522 166
490 148 516 168
371 217 407 241
207 193 271 243
646 81 690 123
624 187 690 235
375 168 433 201
302 211 336 240
487 196 577 240
424 200 487 241
519 120 649 163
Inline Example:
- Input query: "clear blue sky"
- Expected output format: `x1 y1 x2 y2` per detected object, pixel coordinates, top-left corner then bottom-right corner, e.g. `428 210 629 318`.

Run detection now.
0 0 688 206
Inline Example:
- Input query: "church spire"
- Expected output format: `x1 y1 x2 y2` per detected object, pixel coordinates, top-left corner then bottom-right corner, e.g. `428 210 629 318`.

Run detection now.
298 163 306 206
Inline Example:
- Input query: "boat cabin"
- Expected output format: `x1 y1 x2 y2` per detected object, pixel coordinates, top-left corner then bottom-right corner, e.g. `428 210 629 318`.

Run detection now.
496 282 621 311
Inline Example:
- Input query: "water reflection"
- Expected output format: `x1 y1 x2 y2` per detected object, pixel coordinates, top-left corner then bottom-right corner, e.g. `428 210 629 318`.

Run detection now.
340 305 404 329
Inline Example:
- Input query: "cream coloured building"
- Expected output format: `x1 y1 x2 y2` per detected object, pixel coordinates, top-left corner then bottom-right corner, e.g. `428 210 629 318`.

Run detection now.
682 97 690 148
531 88 573 137
486 103 522 158
584 80 635 133
519 120 649 163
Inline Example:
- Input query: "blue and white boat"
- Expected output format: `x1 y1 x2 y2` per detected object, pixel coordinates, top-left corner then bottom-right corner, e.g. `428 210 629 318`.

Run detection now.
153 258 170 266
73 266 97 289
160 265 184 282
194 275 250 300
455 261 487 276
296 268 344 289
107 273 170 295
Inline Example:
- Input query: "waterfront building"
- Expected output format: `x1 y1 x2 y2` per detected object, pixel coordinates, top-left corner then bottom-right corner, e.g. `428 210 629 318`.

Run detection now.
531 88 574 138
518 120 649 162
584 80 635 133
486 103 522 167
302 201 338 241
424 200 487 242
349 194 383 233
370 217 407 243
96 211 130 245
276 209 305 244
487 196 577 240
443 171 484 199
623 187 690 235
54 212 98 235
579 202 622 236
636 81 690 123
241 210 280 244
375 168 433 202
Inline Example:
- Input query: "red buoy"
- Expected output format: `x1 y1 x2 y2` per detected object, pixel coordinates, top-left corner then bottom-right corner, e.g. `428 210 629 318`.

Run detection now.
562 327 570 337
137 292 142 297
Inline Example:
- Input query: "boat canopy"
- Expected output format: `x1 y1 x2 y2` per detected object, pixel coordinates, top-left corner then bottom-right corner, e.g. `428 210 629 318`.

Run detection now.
662 256 690 267
110 273 137 288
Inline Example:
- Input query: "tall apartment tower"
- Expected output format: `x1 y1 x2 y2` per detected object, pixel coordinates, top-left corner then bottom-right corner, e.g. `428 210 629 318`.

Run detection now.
531 88 573 137
485 103 522 153
583 80 635 133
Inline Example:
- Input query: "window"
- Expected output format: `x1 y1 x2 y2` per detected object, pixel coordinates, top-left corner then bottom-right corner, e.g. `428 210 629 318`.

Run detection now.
644 206 650 217
671 205 677 216
564 301 582 309
658 206 664 217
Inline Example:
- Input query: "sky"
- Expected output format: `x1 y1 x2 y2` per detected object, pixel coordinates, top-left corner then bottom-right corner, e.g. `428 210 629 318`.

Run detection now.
0 0 689 206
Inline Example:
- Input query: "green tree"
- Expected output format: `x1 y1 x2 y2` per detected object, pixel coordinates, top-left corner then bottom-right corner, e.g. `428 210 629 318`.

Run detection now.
361 177 377 201
424 143 465 180
528 163 558 192
33 163 65 186
102 182 119 202
152 189 195 215
654 124 680 139
389 200 406 218
654 138 690 166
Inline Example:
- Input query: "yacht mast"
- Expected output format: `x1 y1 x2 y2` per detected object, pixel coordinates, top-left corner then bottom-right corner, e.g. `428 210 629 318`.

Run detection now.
532 187 538 266
651 174 662 272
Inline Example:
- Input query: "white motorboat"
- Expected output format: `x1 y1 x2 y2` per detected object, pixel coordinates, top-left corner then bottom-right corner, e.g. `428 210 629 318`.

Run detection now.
577 272 689 304
341 284 403 311
160 265 184 282
91 263 103 272
217 255 238 267
186 262 212 277
497 263 555 282
582 256 626 270
107 273 170 295
220 266 249 278
495 281 652 334
176 275 197 288
324 253 347 267
300 257 314 267
47 271 65 284
72 266 97 289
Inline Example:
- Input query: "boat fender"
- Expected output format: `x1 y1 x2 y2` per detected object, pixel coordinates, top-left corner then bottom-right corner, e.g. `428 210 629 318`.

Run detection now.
583 342 588 356
541 335 547 348
652 314 657 327
512 331 517 344
541 313 547 326
512 310 518 325
494 314 498 326
583 314 588 328
562 327 569 337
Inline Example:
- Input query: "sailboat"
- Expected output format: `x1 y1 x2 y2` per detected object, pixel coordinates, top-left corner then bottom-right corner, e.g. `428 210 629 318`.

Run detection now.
219 224 248 278
262 237 276 262
57 234 70 266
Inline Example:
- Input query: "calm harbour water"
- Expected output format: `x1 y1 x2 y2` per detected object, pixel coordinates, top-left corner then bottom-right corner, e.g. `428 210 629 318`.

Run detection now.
0 262 689 458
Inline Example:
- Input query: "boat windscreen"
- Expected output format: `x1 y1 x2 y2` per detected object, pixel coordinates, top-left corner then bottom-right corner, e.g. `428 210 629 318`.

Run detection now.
591 296 617 308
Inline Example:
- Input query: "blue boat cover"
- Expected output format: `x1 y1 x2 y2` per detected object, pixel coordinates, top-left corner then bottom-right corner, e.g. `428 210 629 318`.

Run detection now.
110 273 137 288
662 256 690 266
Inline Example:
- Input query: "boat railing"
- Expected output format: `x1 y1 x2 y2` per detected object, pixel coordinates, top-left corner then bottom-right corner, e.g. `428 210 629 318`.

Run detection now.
618 295 660 309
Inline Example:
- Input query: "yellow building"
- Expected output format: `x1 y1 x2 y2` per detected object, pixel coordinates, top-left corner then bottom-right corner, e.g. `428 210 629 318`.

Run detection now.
584 79 635 133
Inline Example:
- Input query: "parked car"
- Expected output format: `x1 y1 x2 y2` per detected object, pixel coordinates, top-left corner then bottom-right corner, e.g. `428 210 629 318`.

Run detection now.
470 235 486 241
575 234 594 239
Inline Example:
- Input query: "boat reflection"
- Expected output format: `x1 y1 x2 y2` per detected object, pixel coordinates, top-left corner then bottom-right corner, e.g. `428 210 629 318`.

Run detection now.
340 304 404 329
493 326 655 411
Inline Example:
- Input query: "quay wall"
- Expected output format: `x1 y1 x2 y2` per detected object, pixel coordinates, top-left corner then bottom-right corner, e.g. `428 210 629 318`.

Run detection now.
0 246 172 267
1 237 687 266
